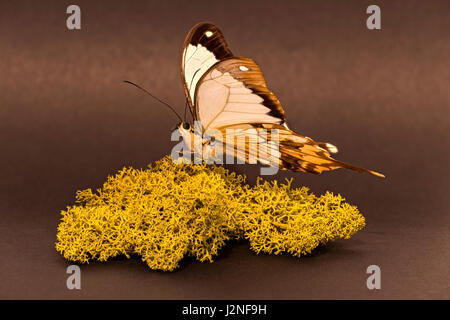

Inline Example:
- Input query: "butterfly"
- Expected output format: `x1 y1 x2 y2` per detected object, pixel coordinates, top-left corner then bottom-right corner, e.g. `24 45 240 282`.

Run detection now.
175 22 384 178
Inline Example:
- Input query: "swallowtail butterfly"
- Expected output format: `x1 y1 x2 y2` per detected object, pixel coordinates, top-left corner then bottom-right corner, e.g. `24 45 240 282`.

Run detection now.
176 22 384 177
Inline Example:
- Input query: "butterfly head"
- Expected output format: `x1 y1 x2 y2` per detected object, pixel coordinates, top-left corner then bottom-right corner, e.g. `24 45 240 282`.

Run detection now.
176 122 193 133
177 122 192 131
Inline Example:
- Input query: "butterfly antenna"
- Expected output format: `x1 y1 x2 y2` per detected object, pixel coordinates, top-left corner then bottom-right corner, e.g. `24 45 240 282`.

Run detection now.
123 80 183 122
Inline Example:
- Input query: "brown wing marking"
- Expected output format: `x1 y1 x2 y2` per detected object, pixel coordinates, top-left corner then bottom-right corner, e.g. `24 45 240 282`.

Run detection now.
277 129 385 178
212 124 385 178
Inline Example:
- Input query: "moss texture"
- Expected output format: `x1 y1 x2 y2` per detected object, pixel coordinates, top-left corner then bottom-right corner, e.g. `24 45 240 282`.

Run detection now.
55 156 365 271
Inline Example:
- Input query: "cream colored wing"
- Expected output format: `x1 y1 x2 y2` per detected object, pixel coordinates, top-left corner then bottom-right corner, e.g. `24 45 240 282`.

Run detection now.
181 22 233 119
194 57 286 131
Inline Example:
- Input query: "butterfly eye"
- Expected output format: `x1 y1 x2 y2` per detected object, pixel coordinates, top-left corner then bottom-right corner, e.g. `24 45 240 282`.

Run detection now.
182 123 190 130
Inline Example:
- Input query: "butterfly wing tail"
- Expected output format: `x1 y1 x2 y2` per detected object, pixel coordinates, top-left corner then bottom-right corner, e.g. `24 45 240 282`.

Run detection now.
327 158 386 178
279 131 385 178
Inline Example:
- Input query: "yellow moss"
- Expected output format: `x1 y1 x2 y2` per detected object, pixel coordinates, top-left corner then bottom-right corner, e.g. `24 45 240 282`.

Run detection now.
237 178 365 257
55 156 365 271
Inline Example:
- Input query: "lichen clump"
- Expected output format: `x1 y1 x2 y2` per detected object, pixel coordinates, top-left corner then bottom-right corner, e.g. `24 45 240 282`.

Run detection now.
56 156 365 271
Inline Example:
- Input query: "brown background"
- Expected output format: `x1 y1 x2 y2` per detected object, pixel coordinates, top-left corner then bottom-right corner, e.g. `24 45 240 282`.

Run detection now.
0 0 449 299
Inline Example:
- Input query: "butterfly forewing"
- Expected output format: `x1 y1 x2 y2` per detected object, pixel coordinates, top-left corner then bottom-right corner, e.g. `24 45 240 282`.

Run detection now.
181 22 233 119
194 57 287 130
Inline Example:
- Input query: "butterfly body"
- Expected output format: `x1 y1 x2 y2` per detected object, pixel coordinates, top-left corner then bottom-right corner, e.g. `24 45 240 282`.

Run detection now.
178 22 385 178
176 122 217 161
